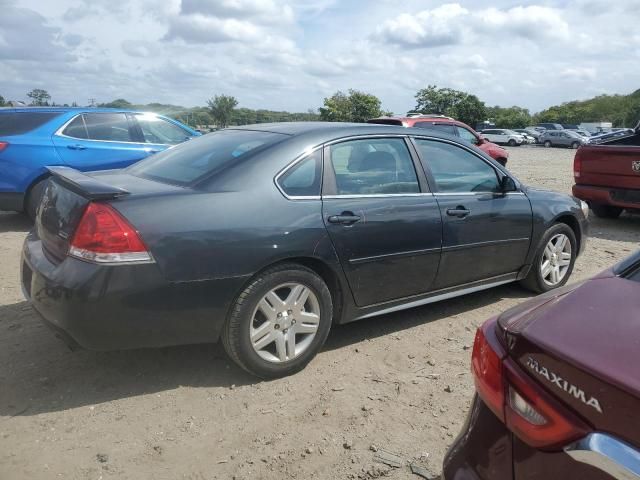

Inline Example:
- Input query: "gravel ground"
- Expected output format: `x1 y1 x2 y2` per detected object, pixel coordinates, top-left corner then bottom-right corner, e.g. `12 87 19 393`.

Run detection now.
1 146 639 480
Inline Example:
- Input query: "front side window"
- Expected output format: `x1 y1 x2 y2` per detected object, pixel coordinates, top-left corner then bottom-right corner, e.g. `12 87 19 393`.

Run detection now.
329 138 420 195
456 126 478 144
278 150 322 197
414 139 500 193
82 113 134 142
134 114 191 145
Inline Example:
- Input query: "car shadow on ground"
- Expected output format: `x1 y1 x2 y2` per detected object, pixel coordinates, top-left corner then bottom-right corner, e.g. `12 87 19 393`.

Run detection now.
0 212 31 234
0 283 532 418
588 212 640 244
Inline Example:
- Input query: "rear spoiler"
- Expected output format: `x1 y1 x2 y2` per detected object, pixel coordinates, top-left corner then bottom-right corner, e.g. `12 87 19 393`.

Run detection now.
46 166 130 200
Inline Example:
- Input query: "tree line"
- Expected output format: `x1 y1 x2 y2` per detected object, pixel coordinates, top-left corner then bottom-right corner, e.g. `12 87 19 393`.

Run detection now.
2 86 639 129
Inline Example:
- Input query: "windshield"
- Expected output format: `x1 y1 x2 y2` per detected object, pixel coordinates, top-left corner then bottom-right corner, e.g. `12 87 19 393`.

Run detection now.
127 129 288 186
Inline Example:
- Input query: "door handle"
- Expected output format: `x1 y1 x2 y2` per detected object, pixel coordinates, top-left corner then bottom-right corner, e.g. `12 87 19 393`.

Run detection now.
327 213 361 225
145 149 161 154
446 206 471 218
67 144 87 150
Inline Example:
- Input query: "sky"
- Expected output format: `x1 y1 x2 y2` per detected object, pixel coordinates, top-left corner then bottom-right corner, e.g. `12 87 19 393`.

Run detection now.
1 0 639 114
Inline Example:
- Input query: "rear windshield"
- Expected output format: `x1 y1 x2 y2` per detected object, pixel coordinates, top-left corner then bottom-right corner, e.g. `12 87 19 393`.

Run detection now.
367 119 403 126
127 129 287 186
0 112 61 136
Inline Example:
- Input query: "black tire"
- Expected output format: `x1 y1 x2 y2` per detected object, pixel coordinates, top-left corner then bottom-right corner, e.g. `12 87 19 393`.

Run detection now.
25 178 49 220
520 223 577 294
543 140 552 148
508 139 517 146
221 263 333 379
591 204 623 219
571 141 580 149
496 157 508 167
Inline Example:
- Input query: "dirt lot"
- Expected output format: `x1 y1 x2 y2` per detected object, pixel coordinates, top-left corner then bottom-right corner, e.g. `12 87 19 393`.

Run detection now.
1 147 639 480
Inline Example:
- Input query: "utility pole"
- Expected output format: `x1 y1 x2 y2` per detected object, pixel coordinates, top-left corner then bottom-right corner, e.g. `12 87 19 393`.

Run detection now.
88 98 96 107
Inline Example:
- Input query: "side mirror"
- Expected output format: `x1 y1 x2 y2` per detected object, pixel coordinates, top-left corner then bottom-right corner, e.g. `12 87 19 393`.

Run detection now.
500 175 517 193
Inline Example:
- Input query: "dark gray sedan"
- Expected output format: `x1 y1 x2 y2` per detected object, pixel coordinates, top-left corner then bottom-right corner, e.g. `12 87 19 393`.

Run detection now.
22 123 589 378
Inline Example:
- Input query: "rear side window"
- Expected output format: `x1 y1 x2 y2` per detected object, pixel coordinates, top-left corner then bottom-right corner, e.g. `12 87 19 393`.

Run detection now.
278 150 322 197
414 122 456 135
328 138 420 195
415 139 500 193
83 113 133 142
128 129 286 186
0 112 61 136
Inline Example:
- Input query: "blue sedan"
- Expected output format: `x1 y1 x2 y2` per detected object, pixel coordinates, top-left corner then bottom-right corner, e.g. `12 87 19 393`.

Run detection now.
0 107 200 217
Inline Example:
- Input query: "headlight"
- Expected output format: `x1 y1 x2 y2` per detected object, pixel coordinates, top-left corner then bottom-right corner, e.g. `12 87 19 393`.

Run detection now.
580 200 589 218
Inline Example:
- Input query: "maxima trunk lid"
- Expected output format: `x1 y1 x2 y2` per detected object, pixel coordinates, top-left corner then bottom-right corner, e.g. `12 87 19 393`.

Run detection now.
498 272 640 447
36 167 183 263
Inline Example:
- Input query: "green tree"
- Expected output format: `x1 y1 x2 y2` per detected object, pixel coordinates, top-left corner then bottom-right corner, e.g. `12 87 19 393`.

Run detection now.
0 95 6 107
486 106 532 128
319 89 385 123
207 94 238 128
98 98 133 109
414 85 486 127
27 89 51 106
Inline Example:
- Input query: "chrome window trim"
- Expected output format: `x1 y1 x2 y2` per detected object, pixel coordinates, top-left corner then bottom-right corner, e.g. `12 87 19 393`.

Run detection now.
434 192 525 196
565 433 640 480
54 112 171 146
274 144 324 200
323 193 433 199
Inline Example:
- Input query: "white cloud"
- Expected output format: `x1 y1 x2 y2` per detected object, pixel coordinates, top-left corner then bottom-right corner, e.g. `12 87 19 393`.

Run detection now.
476 6 570 42
560 67 597 81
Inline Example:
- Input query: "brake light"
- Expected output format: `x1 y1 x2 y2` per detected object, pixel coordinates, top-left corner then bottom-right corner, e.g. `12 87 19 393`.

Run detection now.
69 202 153 264
0 141 8 152
471 321 590 450
573 150 582 178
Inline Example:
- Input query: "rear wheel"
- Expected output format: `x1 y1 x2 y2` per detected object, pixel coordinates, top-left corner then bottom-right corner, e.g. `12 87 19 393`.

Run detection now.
25 178 49 220
591 204 623 219
543 140 552 148
520 223 577 293
221 264 333 378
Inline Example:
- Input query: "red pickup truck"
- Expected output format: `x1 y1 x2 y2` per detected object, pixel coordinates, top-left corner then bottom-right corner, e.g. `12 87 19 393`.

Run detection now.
573 124 640 218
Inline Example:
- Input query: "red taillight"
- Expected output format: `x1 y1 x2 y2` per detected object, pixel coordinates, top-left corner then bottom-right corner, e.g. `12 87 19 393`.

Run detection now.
69 202 153 264
472 320 590 450
573 150 582 179
0 141 8 152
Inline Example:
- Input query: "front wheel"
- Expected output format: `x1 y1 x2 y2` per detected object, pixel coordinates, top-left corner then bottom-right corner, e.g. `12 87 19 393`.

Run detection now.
221 264 333 378
543 140 552 148
520 224 577 293
508 139 517 146
571 142 580 149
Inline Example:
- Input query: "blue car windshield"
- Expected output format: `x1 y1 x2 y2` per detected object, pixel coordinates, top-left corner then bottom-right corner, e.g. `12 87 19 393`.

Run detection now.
128 129 287 186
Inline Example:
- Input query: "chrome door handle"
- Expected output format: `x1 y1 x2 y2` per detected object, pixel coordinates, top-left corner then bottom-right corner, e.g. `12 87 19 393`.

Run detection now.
328 214 361 225
446 207 470 218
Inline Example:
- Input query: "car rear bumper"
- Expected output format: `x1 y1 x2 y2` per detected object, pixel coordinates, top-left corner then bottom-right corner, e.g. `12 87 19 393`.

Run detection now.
442 395 514 480
21 231 244 350
573 184 640 210
0 191 25 212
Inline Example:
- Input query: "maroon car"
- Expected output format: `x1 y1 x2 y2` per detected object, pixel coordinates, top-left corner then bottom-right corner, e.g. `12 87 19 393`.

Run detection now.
443 251 640 479
367 114 509 166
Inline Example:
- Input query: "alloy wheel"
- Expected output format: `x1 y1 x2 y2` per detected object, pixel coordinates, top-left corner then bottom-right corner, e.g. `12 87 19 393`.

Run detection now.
540 234 572 286
250 283 321 363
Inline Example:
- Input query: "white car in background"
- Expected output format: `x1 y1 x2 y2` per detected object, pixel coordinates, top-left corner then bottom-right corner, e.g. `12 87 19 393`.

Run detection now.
480 128 525 146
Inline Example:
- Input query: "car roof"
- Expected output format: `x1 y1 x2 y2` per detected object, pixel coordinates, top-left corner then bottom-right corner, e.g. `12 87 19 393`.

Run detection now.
228 121 460 141
1 107 147 114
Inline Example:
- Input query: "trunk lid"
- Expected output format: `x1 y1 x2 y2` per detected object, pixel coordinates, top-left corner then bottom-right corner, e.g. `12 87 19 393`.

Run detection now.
36 167 183 263
498 273 640 447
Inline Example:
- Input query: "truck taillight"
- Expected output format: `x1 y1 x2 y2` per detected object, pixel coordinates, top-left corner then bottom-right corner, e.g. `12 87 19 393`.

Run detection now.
0 141 8 152
573 150 582 178
471 320 590 450
69 202 153 264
